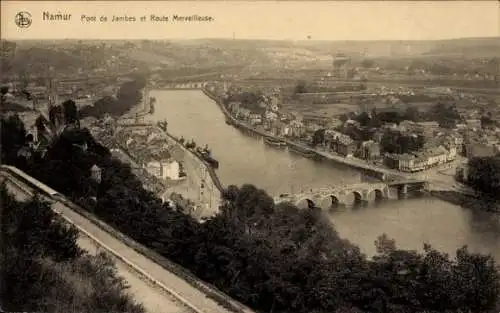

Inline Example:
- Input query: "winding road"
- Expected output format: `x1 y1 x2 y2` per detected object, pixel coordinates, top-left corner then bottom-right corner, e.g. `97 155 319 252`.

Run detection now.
0 169 250 313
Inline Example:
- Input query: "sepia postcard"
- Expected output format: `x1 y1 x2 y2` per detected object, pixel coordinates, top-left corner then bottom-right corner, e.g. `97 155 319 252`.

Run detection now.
1 1 499 313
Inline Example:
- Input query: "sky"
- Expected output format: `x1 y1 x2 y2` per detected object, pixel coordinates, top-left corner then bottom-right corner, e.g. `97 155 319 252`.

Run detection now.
1 1 499 41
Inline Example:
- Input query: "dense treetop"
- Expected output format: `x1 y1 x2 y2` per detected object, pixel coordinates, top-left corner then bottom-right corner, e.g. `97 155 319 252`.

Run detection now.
0 185 144 313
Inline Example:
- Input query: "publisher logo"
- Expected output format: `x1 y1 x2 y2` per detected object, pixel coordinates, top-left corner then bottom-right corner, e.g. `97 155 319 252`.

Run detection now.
15 11 32 28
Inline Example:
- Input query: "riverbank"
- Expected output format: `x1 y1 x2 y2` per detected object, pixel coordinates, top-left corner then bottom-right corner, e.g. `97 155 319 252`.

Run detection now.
431 189 500 213
161 129 225 193
133 88 224 193
200 87 499 211
134 96 224 216
202 88 409 181
147 87 500 263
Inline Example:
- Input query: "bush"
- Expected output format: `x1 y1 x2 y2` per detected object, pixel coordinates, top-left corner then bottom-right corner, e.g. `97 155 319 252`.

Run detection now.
467 156 500 198
0 185 145 313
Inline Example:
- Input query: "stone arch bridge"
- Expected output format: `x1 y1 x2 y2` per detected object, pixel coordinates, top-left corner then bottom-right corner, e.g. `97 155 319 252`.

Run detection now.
158 82 208 89
274 180 427 210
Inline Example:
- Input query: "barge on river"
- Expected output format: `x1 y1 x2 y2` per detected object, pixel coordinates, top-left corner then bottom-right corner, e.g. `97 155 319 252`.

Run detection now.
196 147 220 169
287 143 318 159
263 137 287 148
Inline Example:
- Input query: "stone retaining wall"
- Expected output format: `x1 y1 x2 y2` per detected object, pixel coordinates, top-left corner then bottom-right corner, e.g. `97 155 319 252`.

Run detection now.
164 131 223 217
55 195 253 313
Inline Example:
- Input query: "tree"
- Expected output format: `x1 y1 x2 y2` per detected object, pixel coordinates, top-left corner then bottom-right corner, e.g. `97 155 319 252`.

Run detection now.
480 112 495 128
294 80 308 94
0 85 9 95
354 111 371 127
361 59 375 68
35 115 46 134
452 246 500 311
80 79 147 119
18 69 29 90
48 105 64 128
402 107 421 122
312 128 326 146
431 102 460 129
62 99 79 125
2 110 499 313
0 185 145 313
467 156 500 198
0 114 27 165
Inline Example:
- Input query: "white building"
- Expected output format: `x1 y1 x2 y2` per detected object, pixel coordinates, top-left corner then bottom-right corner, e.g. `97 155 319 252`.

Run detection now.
90 164 102 183
162 159 180 180
144 159 181 180
145 161 162 178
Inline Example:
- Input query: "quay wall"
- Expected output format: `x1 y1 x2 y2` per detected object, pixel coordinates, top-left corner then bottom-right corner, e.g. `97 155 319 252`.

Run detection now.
127 94 224 218
163 130 224 218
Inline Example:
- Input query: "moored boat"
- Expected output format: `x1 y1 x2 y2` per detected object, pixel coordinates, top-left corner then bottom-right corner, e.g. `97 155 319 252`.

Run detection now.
202 153 219 169
263 137 287 148
196 146 220 169
287 143 317 158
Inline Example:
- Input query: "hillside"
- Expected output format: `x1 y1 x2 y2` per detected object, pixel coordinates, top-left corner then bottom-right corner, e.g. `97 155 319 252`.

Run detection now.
173 36 500 58
2 37 498 77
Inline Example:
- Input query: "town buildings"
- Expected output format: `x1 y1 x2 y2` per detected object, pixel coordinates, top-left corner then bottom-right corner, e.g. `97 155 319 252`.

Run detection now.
215 80 499 174
360 140 381 160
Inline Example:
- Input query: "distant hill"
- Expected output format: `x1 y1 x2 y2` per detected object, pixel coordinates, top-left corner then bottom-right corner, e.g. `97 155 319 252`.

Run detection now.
179 37 500 59
2 37 498 75
420 37 500 58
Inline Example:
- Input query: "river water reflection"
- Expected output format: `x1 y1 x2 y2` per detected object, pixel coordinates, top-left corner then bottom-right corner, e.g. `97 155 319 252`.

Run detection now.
148 89 500 260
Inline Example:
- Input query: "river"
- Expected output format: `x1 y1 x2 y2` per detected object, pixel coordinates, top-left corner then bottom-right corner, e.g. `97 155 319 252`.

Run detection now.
147 89 500 260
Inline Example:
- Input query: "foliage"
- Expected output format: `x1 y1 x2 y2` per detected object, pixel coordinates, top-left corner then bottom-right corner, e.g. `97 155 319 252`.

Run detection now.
0 114 27 165
467 156 500 198
361 59 375 68
227 90 266 114
352 102 458 131
18 133 500 312
80 78 147 119
312 128 326 146
2 104 499 313
380 130 425 154
295 80 308 94
480 112 497 129
430 102 460 129
292 81 366 96
0 185 144 313
62 99 79 125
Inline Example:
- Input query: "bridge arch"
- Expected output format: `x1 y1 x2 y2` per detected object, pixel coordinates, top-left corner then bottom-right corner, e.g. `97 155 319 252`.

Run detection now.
319 195 340 211
296 198 316 209
344 190 363 206
366 188 384 203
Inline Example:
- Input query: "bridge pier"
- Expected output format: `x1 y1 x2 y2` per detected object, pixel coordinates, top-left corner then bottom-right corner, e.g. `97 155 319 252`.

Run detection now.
342 192 362 207
365 190 377 203
401 184 408 194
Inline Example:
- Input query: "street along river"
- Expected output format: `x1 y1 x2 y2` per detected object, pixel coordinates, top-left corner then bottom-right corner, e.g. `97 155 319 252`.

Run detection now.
148 89 500 260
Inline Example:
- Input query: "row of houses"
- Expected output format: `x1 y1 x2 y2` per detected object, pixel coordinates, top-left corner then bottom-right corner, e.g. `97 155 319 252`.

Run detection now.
115 127 184 181
384 145 457 172
226 101 311 139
